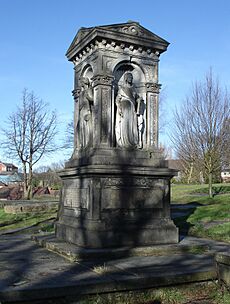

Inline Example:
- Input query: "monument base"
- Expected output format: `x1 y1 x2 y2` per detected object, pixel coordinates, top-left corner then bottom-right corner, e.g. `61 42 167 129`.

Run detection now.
56 163 178 249
33 234 208 262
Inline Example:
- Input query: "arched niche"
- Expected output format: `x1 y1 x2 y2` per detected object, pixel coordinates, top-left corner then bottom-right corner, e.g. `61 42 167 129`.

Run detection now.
113 61 146 92
73 64 94 151
112 61 147 149
78 64 94 86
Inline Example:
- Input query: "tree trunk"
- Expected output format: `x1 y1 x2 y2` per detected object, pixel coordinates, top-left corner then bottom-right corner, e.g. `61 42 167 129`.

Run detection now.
22 162 29 199
187 162 194 184
208 172 213 198
27 163 33 200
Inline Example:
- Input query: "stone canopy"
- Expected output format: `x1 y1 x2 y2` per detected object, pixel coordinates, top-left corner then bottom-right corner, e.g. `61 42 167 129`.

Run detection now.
65 21 171 168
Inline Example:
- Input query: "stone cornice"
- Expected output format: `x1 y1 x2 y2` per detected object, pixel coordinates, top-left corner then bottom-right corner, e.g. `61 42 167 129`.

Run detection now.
71 39 160 66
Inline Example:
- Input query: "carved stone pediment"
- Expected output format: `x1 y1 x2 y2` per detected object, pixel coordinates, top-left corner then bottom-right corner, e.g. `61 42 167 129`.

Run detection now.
66 21 169 61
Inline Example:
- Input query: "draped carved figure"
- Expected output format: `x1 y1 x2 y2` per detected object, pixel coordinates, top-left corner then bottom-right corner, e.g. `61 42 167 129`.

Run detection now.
115 72 144 149
79 77 94 148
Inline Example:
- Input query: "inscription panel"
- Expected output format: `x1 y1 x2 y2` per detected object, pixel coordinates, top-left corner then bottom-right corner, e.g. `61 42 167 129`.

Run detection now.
101 177 165 210
102 187 163 209
63 179 90 209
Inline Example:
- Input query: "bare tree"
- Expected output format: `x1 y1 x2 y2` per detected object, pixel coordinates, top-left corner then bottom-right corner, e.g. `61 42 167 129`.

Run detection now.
33 161 64 189
171 69 230 197
1 89 57 199
159 86 168 133
62 117 74 151
221 118 230 168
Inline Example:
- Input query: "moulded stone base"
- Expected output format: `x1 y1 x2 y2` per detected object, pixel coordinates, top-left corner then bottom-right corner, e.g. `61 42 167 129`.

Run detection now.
66 147 167 168
56 164 179 249
55 220 178 248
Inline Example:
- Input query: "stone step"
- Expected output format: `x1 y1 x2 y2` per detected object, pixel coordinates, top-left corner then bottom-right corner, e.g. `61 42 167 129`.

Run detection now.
32 234 210 262
0 234 218 303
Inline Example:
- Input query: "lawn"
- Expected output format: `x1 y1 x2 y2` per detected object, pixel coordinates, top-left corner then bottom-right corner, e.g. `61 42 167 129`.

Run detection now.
78 282 230 304
171 183 230 204
171 183 230 242
0 208 57 233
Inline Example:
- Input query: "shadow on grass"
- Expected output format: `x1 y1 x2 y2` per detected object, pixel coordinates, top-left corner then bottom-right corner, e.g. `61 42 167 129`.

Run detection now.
171 202 202 238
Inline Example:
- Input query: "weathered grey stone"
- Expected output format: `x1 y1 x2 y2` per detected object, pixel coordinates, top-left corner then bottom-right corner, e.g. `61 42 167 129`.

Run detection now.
216 253 230 287
56 21 178 248
0 235 219 303
33 234 209 262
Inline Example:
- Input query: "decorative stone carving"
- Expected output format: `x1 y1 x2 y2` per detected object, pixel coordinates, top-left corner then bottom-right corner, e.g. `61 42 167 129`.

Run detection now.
120 25 144 37
145 82 161 93
115 72 145 148
102 177 164 188
72 88 80 100
92 75 114 87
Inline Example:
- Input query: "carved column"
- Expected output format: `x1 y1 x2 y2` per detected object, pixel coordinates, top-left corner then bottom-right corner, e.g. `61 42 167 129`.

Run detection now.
145 82 161 148
72 88 81 151
92 74 114 148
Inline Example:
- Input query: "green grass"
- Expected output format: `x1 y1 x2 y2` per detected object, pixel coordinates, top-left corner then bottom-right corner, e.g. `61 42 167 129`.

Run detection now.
77 282 230 304
188 199 230 222
171 183 230 242
191 185 230 195
0 208 57 232
171 183 230 203
189 222 230 243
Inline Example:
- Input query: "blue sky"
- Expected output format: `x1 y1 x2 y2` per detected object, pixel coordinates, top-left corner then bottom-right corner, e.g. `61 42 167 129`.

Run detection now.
0 0 230 166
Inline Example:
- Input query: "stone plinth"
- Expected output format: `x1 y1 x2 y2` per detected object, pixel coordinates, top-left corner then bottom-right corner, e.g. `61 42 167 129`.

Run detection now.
56 21 178 248
56 159 178 248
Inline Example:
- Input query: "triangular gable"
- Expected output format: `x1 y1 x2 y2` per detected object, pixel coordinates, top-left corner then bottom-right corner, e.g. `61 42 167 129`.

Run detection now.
66 21 169 60
66 27 93 55
94 21 169 45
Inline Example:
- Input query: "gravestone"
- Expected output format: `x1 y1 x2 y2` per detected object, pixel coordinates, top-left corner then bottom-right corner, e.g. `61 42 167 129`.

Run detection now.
56 21 178 248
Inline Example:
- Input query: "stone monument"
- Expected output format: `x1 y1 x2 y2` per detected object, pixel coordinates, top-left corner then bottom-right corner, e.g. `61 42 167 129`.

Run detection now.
56 21 178 248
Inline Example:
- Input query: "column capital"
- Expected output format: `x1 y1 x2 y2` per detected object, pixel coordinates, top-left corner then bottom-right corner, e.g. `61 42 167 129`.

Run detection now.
72 88 81 100
92 74 114 87
145 82 161 94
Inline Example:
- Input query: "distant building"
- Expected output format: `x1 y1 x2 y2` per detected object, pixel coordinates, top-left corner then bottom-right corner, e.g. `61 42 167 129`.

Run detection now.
0 161 22 186
0 172 23 186
221 168 230 183
0 161 18 173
